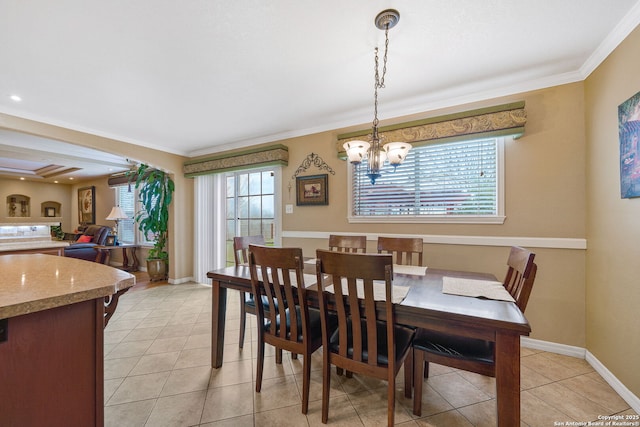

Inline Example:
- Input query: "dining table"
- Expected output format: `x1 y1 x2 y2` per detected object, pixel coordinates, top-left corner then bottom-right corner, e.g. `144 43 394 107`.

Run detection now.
207 261 531 426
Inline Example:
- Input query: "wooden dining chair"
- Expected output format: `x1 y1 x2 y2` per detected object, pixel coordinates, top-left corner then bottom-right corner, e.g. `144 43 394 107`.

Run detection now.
233 235 265 349
328 234 367 253
411 246 537 416
377 236 424 266
248 244 331 414
315 249 415 426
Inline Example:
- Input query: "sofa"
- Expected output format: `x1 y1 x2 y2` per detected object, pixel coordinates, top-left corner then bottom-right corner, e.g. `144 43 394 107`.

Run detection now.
63 224 112 262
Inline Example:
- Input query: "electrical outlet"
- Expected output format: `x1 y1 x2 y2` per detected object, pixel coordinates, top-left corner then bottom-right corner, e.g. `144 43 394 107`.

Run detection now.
285 204 293 214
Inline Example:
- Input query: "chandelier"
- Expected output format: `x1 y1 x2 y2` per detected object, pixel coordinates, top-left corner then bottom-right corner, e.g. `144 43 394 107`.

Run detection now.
343 9 411 185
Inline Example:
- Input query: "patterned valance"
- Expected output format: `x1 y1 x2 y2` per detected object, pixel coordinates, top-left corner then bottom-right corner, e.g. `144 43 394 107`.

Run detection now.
184 144 289 177
336 102 526 158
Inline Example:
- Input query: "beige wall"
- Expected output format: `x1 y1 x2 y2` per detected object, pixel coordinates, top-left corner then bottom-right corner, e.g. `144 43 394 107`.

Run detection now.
0 178 73 229
584 25 640 396
280 83 588 348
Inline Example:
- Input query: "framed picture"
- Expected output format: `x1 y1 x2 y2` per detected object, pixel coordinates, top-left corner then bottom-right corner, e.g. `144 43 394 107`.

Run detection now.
296 174 328 206
78 186 96 224
619 90 640 198
45 207 56 217
105 235 116 246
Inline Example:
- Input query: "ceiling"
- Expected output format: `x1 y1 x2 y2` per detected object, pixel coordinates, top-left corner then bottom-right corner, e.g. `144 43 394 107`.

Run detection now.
1 0 640 181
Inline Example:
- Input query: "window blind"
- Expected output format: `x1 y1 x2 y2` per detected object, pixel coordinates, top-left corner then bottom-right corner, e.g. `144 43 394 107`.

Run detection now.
352 139 498 217
115 186 136 244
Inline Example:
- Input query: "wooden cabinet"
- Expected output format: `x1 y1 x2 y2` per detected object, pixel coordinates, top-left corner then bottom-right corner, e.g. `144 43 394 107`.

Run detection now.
0 299 104 426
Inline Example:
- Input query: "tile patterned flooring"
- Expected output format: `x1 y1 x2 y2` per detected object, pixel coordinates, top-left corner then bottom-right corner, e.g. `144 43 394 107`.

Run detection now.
104 280 637 426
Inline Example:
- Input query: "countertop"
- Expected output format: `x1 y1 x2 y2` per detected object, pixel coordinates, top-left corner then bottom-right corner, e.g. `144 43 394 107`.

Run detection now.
0 240 69 252
0 254 135 318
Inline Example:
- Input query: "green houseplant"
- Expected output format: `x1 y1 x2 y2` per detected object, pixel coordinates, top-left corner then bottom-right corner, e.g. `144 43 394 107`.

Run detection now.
130 164 175 281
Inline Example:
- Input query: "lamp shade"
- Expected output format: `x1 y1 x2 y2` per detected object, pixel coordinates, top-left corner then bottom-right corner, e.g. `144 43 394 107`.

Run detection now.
343 140 370 164
384 142 412 167
106 206 128 220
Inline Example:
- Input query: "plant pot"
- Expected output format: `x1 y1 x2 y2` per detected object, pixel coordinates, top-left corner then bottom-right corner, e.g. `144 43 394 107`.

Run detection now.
147 259 167 281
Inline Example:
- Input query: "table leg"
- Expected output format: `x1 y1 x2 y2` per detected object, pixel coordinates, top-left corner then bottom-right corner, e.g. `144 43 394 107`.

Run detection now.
495 331 521 426
130 247 139 271
211 280 227 368
122 247 130 269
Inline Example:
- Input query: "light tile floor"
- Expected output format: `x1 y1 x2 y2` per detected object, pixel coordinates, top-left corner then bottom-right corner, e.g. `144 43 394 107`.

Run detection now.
104 281 637 426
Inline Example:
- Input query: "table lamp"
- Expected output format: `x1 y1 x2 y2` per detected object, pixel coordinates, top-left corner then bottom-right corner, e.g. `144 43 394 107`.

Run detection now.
106 206 128 245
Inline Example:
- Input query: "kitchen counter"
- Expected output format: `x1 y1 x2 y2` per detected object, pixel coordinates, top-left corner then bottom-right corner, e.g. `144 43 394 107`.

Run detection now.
0 254 135 426
0 240 69 253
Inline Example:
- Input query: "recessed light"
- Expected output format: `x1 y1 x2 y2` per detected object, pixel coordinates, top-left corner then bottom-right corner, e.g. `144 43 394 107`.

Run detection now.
19 177 25 180
54 180 59 184
10 94 22 102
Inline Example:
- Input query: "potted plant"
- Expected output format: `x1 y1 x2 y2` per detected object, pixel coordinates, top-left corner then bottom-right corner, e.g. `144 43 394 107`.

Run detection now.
130 164 175 281
50 224 65 240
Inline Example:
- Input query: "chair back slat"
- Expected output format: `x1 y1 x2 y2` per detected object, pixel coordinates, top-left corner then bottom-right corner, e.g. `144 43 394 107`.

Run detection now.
316 249 393 368
328 235 367 253
233 235 265 265
502 246 536 312
377 236 423 266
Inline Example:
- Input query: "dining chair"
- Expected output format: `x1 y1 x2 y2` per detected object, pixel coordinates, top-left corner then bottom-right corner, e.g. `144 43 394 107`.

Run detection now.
411 246 537 416
328 234 367 253
233 235 265 349
315 249 415 426
248 244 332 414
377 236 424 266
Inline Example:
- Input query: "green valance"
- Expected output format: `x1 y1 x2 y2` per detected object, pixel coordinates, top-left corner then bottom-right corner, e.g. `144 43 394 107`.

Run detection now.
336 101 527 158
183 144 289 177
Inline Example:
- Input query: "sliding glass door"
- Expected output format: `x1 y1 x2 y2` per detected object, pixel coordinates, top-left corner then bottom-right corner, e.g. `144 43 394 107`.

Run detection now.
225 168 277 266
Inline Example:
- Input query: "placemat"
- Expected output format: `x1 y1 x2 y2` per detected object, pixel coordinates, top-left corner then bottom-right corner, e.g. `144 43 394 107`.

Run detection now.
442 276 514 302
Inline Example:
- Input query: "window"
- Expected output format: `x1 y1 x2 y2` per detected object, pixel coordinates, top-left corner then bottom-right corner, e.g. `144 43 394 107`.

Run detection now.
348 137 505 224
114 186 136 244
225 168 276 265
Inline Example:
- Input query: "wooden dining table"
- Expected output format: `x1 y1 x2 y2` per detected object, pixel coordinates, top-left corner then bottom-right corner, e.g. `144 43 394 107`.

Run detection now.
207 262 531 426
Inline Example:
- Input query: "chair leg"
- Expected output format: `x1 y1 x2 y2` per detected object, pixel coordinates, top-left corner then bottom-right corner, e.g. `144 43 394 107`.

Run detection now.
387 373 395 427
255 335 265 393
404 350 413 399
239 292 246 349
322 355 331 424
301 352 310 414
413 349 424 416
276 348 283 364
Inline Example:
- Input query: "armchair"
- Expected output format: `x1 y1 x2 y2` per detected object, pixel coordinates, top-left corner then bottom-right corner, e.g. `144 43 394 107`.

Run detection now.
63 225 112 262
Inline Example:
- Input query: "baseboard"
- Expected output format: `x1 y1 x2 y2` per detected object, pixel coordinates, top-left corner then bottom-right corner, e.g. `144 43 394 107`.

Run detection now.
586 350 640 414
521 336 586 358
522 337 640 413
169 276 195 285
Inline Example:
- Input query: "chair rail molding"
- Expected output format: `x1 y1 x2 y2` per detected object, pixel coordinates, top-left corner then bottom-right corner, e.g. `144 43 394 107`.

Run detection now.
281 230 586 250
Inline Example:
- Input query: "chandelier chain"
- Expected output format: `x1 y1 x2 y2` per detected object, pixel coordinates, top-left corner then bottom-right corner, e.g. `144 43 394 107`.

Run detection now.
373 25 390 129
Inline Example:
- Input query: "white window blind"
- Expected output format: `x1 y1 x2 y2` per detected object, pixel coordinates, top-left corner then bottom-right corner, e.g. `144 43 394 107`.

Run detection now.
350 138 504 223
115 186 136 244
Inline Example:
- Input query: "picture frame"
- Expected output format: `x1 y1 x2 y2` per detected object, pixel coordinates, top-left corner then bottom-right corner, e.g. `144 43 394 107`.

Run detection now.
105 235 116 246
296 174 328 206
619 90 640 198
78 186 96 224
44 207 56 217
